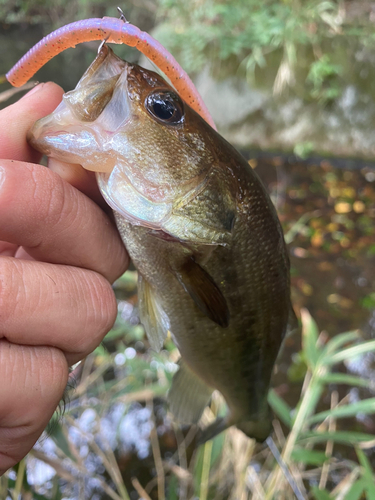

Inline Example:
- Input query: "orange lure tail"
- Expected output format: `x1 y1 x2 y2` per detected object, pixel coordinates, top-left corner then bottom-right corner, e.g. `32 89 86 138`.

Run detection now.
6 16 216 129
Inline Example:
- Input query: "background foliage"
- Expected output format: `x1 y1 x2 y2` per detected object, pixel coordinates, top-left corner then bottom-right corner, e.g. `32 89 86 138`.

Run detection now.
2 0 375 102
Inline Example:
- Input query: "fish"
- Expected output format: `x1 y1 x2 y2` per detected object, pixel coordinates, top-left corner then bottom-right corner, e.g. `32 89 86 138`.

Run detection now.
28 44 295 443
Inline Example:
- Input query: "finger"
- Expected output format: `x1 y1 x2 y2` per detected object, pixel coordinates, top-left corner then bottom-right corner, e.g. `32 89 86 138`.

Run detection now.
0 257 117 366
0 160 128 283
0 83 64 163
48 158 109 211
0 241 18 257
0 341 68 475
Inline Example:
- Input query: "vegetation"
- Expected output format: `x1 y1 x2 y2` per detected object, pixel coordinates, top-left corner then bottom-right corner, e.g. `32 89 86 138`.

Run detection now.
1 295 375 499
2 0 375 102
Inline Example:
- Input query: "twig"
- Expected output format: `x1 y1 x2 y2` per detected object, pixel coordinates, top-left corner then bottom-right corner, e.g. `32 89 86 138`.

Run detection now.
97 479 125 500
0 81 37 103
30 449 77 482
246 465 266 500
333 466 361 500
319 390 338 489
148 402 165 500
65 415 130 500
132 477 152 500
266 436 306 500
174 425 190 499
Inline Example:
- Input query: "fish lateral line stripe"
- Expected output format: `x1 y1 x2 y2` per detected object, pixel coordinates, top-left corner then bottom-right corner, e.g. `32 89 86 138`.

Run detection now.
6 17 216 129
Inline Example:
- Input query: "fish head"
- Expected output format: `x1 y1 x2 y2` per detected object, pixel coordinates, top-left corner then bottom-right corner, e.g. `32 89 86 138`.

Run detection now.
29 45 237 244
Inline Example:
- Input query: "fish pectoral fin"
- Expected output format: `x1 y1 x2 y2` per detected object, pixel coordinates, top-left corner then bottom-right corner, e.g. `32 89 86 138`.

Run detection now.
169 359 213 424
174 258 230 328
138 274 170 352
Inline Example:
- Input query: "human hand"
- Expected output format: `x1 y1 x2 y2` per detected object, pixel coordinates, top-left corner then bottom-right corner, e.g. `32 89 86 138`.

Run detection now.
0 83 128 474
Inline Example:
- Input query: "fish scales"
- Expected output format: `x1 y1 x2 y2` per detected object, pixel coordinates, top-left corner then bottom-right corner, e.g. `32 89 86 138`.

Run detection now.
27 45 294 442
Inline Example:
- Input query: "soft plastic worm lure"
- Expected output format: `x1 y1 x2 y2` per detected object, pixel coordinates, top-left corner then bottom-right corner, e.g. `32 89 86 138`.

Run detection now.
6 16 216 129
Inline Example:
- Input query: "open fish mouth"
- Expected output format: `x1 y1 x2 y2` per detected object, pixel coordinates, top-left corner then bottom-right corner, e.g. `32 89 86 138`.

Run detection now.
28 46 131 173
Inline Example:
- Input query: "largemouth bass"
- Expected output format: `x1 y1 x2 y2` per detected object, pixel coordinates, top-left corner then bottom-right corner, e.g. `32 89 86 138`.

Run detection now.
28 45 294 442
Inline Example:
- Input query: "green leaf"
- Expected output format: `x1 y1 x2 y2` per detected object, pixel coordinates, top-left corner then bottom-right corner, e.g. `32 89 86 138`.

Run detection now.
291 447 327 466
320 373 374 389
308 398 375 425
298 431 375 446
356 448 375 498
324 340 375 364
49 421 76 461
193 432 225 496
344 478 366 500
168 474 179 500
268 389 292 427
361 292 375 310
93 343 111 358
291 375 325 429
311 486 332 500
301 309 320 368
322 331 360 355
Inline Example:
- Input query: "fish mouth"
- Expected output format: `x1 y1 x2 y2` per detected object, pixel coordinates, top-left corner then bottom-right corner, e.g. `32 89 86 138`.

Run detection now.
28 49 133 173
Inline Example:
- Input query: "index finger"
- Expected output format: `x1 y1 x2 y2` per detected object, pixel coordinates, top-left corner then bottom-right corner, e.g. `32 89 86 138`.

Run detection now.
1 83 103 204
0 82 64 163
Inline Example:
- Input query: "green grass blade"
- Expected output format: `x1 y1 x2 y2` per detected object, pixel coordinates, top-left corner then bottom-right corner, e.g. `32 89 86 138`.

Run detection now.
311 486 332 500
12 459 26 500
291 447 327 466
301 309 320 368
322 331 360 356
167 474 179 500
268 389 292 427
193 432 224 498
308 398 375 425
320 373 374 389
292 377 325 428
356 448 375 498
343 478 366 500
324 340 375 365
298 431 375 446
50 422 76 461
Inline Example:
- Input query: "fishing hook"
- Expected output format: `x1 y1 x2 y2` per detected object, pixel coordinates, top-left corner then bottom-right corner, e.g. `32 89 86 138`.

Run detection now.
117 6 129 23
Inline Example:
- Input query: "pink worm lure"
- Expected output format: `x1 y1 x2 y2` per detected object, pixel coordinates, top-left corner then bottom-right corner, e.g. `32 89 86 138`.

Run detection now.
6 17 216 129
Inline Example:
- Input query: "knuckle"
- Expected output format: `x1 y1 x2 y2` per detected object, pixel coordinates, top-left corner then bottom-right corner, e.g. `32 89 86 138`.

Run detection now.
88 272 118 336
29 167 69 228
0 258 21 328
70 270 117 356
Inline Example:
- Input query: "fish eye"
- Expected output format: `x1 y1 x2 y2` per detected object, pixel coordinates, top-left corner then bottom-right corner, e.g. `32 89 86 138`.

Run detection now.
145 91 184 125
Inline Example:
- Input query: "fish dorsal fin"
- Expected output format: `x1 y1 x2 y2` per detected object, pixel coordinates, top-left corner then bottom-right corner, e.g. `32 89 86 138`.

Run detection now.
169 358 213 424
174 258 230 328
138 274 170 352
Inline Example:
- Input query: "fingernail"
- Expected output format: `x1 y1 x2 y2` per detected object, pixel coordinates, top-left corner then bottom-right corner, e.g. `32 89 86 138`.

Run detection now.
21 83 43 100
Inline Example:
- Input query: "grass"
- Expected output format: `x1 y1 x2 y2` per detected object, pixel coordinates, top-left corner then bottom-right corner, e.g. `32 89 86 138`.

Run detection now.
2 272 375 499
